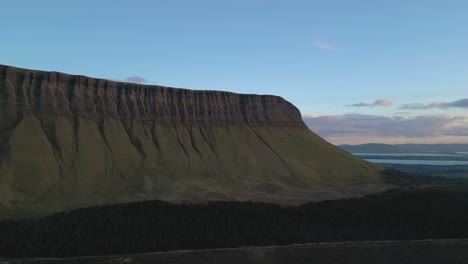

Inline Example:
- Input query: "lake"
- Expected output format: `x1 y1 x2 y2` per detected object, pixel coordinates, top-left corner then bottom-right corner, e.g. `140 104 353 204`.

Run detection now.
351 152 468 166
353 153 464 157
364 159 468 166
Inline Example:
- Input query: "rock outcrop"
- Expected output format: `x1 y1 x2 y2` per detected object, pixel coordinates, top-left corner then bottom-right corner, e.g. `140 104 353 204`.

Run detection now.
0 65 304 126
0 65 389 220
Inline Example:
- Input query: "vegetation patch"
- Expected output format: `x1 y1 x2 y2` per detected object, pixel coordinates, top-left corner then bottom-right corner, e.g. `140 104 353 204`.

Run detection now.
2 186 468 258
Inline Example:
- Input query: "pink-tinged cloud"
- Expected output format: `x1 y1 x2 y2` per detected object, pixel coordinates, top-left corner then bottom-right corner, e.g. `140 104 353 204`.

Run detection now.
303 113 323 118
374 99 392 106
346 99 393 108
399 101 444 110
124 76 147 84
311 41 339 51
303 113 468 144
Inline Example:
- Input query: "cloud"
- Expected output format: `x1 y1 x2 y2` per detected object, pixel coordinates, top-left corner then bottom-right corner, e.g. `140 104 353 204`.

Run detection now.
124 76 147 84
311 41 339 51
374 99 393 107
399 101 444 110
303 113 468 144
303 113 323 118
440 98 468 109
346 99 392 108
394 111 411 115
399 99 468 110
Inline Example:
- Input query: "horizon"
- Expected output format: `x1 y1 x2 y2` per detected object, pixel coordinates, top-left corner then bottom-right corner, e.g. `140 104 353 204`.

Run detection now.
2 1 467 144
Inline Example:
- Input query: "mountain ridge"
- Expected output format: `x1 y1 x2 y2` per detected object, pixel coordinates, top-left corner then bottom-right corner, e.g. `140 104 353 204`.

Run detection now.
0 64 305 126
340 143 468 153
0 65 388 220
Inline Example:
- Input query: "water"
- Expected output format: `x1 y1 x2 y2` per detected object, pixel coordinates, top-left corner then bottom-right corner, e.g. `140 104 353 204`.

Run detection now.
353 152 468 166
353 153 463 157
364 159 468 165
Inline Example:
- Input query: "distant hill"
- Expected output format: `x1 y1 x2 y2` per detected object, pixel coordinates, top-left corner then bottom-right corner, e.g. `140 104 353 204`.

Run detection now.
0 65 389 220
340 143 468 153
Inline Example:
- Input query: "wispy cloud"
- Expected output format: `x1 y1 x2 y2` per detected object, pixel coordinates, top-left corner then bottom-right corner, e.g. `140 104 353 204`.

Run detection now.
346 99 392 108
399 101 444 110
311 41 339 51
303 113 468 144
124 76 147 84
399 98 468 110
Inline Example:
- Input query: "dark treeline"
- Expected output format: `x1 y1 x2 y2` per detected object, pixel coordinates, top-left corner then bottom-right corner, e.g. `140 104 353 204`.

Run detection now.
381 163 468 178
381 168 468 185
2 186 468 258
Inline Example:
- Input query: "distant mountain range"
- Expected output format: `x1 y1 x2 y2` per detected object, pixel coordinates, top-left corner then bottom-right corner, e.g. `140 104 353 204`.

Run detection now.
339 143 468 153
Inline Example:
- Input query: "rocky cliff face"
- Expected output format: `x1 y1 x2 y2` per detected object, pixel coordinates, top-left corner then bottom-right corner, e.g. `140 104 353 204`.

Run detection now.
0 65 304 126
0 65 389 220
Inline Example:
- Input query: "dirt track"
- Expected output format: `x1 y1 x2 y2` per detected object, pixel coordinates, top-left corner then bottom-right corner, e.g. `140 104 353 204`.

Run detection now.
3 239 468 264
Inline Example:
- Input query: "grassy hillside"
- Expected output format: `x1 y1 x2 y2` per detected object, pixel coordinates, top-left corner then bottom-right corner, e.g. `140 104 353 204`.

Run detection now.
0 114 388 221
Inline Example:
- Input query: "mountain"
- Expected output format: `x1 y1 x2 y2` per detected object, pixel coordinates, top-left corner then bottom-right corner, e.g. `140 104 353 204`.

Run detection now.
0 65 389 220
340 143 468 154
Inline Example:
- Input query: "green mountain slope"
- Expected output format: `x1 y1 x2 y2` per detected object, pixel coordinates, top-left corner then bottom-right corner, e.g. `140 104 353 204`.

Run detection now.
0 65 390 220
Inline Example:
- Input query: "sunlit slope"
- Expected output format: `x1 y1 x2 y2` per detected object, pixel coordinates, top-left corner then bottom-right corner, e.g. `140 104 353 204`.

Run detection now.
0 65 389 220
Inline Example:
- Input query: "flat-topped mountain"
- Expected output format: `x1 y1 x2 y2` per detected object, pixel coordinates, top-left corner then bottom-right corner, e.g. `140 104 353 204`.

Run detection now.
0 65 389 220
0 65 304 126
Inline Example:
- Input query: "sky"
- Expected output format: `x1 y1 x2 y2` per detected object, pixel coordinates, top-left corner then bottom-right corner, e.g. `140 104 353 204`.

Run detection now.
1 0 468 145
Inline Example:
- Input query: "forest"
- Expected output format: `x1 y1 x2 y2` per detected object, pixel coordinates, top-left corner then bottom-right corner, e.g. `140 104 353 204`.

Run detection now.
2 183 468 258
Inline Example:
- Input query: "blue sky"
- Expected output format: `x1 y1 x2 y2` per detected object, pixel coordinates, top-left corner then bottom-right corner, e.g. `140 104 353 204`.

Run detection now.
2 0 468 144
